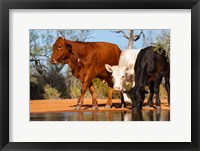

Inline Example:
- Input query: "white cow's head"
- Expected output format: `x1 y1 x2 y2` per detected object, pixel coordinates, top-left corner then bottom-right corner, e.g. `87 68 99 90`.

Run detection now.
105 64 134 92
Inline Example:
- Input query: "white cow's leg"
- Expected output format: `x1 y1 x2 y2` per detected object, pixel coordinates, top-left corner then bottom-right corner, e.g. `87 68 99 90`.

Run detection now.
132 81 135 87
123 92 132 103
123 112 132 121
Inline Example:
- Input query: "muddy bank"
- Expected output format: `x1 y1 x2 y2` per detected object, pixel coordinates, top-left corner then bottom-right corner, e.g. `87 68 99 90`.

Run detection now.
30 99 170 114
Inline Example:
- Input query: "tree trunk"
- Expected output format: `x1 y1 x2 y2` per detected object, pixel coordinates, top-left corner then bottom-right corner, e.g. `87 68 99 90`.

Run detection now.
128 30 134 49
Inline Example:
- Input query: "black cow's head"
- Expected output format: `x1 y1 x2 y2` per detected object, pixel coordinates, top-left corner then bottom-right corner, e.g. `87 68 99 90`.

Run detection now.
125 87 148 110
125 87 148 101
50 37 73 64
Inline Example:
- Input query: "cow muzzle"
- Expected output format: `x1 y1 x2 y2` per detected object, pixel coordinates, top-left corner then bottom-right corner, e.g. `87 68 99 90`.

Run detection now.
50 59 58 64
113 87 122 92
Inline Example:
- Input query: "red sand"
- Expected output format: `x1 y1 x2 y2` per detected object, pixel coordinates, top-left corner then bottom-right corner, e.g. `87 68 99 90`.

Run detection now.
30 99 170 114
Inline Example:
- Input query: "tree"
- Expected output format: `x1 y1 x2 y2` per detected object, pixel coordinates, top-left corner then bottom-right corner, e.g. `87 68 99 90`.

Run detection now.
154 30 170 62
142 30 170 62
113 30 145 49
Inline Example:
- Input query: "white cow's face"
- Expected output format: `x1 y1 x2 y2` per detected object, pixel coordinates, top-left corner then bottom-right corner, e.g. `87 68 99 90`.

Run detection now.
105 64 134 92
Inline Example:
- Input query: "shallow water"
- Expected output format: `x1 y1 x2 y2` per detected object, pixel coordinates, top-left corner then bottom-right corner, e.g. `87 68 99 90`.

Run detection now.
30 110 170 121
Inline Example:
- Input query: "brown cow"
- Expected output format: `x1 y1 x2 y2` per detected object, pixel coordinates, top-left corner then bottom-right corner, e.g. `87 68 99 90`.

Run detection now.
50 37 121 110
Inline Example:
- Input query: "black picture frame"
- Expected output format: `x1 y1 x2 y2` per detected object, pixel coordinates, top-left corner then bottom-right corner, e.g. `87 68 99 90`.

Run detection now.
0 0 199 151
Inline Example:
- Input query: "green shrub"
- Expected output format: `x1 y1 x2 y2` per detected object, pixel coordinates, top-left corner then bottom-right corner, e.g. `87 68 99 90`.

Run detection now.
45 69 68 98
92 78 108 99
69 84 81 99
159 84 168 99
30 76 45 99
92 78 120 99
153 30 170 62
43 84 61 100
145 83 168 99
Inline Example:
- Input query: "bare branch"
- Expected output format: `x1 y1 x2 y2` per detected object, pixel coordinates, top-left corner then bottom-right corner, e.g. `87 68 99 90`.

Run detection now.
134 30 144 41
112 30 129 39
134 35 140 41
58 30 66 38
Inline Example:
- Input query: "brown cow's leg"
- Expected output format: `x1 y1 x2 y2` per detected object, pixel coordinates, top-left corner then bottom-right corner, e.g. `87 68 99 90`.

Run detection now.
75 82 89 110
89 82 98 110
105 79 113 109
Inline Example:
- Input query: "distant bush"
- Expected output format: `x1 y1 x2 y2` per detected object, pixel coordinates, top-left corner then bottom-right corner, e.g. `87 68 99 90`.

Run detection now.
43 84 61 100
145 83 168 99
65 77 121 99
69 83 81 99
159 84 168 99
30 67 69 100
153 30 170 62
30 76 44 99
30 65 121 100
45 69 69 98
92 78 108 99
93 78 120 99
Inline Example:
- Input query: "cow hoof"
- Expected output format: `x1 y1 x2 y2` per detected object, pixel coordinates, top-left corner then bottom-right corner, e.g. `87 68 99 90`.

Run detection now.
75 106 81 110
122 105 126 108
144 105 150 108
105 105 111 109
132 107 141 112
156 106 161 109
122 103 127 108
132 107 137 112
92 106 99 110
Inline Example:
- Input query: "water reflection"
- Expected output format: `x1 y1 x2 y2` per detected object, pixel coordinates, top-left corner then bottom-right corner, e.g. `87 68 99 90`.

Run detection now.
30 110 170 121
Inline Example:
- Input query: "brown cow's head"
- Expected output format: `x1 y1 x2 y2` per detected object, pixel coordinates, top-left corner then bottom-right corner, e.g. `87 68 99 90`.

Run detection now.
50 37 72 64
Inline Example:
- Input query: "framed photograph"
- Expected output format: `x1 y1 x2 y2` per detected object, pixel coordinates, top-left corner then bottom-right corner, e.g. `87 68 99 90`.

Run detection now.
1 0 199 151
30 28 171 122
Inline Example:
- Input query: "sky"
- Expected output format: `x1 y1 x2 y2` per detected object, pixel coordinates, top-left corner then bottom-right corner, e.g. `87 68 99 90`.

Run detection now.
31 29 169 50
85 29 167 50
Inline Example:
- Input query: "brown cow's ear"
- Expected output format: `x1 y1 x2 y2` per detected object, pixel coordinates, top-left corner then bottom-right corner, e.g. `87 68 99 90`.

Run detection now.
65 43 73 55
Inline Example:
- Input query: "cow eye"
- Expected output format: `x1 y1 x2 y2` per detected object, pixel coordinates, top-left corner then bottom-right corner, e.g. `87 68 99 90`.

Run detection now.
58 45 62 49
122 76 125 79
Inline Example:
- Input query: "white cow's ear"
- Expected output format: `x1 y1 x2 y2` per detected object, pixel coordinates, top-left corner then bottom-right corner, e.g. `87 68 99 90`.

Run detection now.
105 64 113 73
125 64 134 73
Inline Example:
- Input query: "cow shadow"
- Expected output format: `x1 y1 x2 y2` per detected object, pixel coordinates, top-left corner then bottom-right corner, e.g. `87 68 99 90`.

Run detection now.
70 103 106 109
70 103 131 109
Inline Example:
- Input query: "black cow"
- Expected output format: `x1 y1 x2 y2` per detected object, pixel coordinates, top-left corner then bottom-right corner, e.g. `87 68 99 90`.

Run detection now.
129 46 170 111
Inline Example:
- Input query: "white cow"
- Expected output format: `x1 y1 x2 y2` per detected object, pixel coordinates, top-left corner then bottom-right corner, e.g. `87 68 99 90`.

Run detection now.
105 49 140 104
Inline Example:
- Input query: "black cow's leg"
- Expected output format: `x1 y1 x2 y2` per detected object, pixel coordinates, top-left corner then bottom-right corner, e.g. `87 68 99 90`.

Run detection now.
89 82 98 110
131 97 137 108
120 92 126 108
154 78 162 109
75 82 89 110
165 75 170 106
134 98 143 111
145 81 154 107
131 90 137 108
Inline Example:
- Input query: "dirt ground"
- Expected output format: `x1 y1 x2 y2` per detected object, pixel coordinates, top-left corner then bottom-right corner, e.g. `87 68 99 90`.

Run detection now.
30 99 170 114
